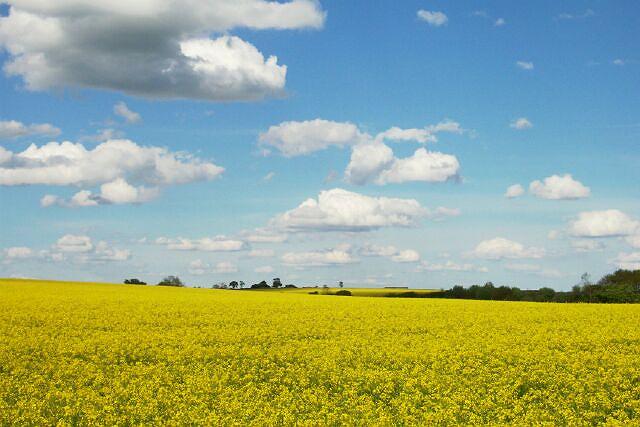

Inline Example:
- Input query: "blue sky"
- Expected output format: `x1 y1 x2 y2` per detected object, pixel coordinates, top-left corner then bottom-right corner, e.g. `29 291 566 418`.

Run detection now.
0 0 638 289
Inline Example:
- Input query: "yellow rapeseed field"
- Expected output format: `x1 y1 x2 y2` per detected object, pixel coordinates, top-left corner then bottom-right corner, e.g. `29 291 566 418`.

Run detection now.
1 279 639 425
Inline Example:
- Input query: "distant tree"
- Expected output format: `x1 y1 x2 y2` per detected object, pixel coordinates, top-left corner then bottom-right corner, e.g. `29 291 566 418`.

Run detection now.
251 280 270 289
157 276 184 287
272 277 282 288
537 287 556 302
124 278 146 285
229 281 239 289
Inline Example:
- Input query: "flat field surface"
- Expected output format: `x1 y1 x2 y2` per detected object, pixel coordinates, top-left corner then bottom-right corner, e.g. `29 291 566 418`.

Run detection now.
1 279 639 425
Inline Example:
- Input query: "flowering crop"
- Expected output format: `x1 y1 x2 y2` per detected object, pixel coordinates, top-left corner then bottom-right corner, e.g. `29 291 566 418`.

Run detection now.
1 279 639 424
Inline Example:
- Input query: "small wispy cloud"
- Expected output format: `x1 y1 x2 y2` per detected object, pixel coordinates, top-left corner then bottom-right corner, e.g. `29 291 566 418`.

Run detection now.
516 61 534 70
417 10 448 27
554 9 595 21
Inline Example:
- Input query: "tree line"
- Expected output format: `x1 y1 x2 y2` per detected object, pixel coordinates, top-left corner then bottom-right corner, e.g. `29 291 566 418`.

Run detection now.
408 270 640 303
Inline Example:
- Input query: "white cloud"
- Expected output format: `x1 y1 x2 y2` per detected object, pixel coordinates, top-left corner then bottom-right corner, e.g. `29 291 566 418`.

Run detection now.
114 102 141 124
569 210 639 237
376 120 464 144
188 259 209 275
417 10 448 27
555 9 595 21
510 117 533 130
260 118 465 158
505 184 524 198
156 236 246 252
1 139 223 186
374 148 460 185
0 120 60 139
54 234 94 253
625 234 640 249
248 249 275 258
471 237 545 260
1 139 223 205
3 246 33 260
391 249 420 263
214 261 238 274
255 265 274 273
270 188 428 232
571 239 605 253
360 244 399 258
346 143 460 185
263 171 275 182
529 174 590 200
344 141 394 185
259 119 368 157
0 1 325 101
432 207 461 219
43 179 160 207
241 228 288 243
417 260 488 273
614 252 640 270
93 241 131 261
360 244 420 263
281 246 358 267
516 61 534 70
0 146 12 164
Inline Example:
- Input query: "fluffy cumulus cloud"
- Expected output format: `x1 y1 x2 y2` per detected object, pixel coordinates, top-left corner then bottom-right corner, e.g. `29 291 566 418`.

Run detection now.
568 210 639 237
505 184 524 198
417 10 448 26
0 138 223 206
470 237 545 260
360 244 420 263
529 174 590 200
270 188 428 232
373 148 460 185
42 179 160 207
281 245 357 267
0 0 325 101
261 118 464 158
156 236 246 252
258 118 464 186
47 234 129 262
113 102 141 124
0 119 60 139
259 119 368 157
54 234 93 253
510 117 532 130
417 260 488 273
